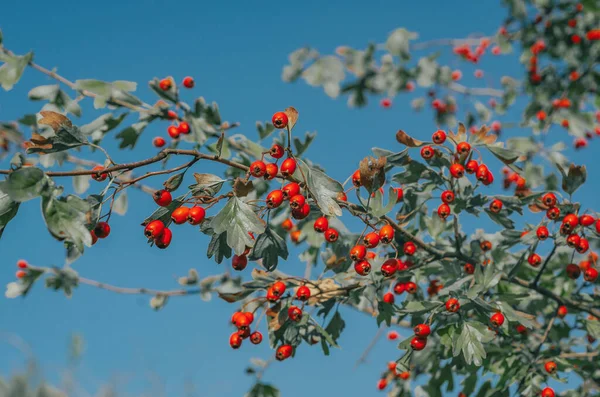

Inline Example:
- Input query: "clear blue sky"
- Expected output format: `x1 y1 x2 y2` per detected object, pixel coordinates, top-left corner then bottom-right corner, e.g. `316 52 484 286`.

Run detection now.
0 1 596 396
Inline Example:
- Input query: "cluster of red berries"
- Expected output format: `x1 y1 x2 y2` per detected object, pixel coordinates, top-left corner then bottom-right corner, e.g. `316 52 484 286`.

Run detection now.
349 228 416 277
409 323 431 351
143 190 206 249
158 76 194 91
91 221 110 245
376 362 410 391
452 37 496 63
229 311 263 349
151 76 195 147
14 259 28 279
502 167 528 196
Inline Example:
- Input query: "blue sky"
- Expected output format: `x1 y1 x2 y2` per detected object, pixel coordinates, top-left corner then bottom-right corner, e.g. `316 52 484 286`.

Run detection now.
0 1 597 396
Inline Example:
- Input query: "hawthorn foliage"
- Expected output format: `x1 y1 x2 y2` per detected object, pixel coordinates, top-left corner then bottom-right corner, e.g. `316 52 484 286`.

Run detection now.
1 2 600 397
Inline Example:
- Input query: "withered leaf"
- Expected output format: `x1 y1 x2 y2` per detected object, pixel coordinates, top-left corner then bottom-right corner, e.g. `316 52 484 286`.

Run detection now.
396 130 425 147
23 133 53 153
232 177 253 197
447 123 467 144
284 106 299 131
38 111 72 131
470 124 497 145
359 156 387 193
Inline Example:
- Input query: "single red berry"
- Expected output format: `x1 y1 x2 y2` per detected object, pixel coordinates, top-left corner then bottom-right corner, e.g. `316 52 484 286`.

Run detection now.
464 263 475 274
364 232 380 248
528 253 542 267
366 251 377 260
249 331 262 345
491 121 501 132
516 324 528 334
405 282 418 294
571 34 581 44
404 241 416 256
94 222 111 238
432 130 447 144
91 165 108 182
272 112 289 129
16 270 26 279
289 194 306 210
17 260 28 269
544 361 557 374
383 292 395 304
354 260 371 276
182 76 194 88
566 234 581 248
489 199 503 213
377 378 387 391
144 220 165 239
229 332 243 349
166 110 177 120
266 190 285 209
562 214 579 231
446 298 460 312
537 110 547 121
465 160 479 174
441 190 455 204
414 324 431 337
282 182 300 200
490 312 505 327
154 227 172 249
296 285 311 301
437 203 451 220
281 158 297 176
566 263 581 279
288 306 303 322
541 387 555 397
420 146 435 160
557 305 568 318
177 121 190 135
542 193 557 208
324 228 339 242
168 125 180 139
451 70 462 81
313 217 329 233
250 161 267 178
394 187 404 202
153 190 172 207
351 169 362 187
90 230 98 245
350 245 367 261
187 206 206 225
292 203 310 220
281 218 294 231
480 240 492 251
410 336 427 350
399 371 410 380
577 238 590 254
158 78 172 91
381 259 398 277
579 214 595 227
536 226 549 240
271 281 286 297
153 137 166 148
394 282 406 294
456 142 471 155
450 164 465 178
547 207 561 220
171 206 190 224
379 225 395 244
270 144 284 159
580 260 592 271
337 191 347 201
380 98 392 108
232 255 248 271
584 267 598 282
476 164 489 181
275 344 293 361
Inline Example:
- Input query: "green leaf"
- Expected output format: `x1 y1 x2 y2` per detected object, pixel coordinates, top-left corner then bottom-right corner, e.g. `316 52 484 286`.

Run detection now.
452 321 494 366
112 192 128 216
484 208 515 229
385 28 417 59
325 311 346 342
313 320 339 348
163 172 185 191
296 160 343 217
0 51 33 90
45 267 79 298
584 319 600 339
210 197 266 255
556 163 586 196
248 227 288 271
207 232 232 264
399 300 443 314
0 167 51 202
246 382 280 397
188 173 225 197
293 131 317 156
42 195 93 254
28 84 59 100
75 79 142 109
0 188 20 238
376 301 394 326
116 121 148 149
486 144 521 171
257 121 275 140
142 194 186 226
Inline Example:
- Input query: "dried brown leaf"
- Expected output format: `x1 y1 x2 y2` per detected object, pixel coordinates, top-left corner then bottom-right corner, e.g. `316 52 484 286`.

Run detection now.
396 130 425 147
284 107 299 131
233 178 253 197
39 111 72 132
447 123 467 144
471 125 497 145
359 156 387 193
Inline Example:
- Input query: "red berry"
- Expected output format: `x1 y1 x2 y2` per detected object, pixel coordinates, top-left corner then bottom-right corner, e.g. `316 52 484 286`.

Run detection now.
542 193 557 207
379 225 395 244
250 331 262 345
171 206 190 224
250 161 267 178
421 146 435 160
577 238 589 254
474 69 483 78
476 164 489 181
566 263 581 279
91 165 108 182
547 207 561 220
289 194 306 210
177 121 189 135
16 270 26 279
271 281 286 297
536 226 549 240
272 112 289 129
282 182 300 200
394 187 404 202
275 344 293 361
541 387 555 397
405 282 418 294
383 292 395 304
270 144 284 159
232 255 248 271
266 190 285 209
414 324 431 337
456 142 471 154
94 222 111 238
584 267 598 282
516 324 528 334
168 125 180 139
437 203 451 220
410 336 427 350
352 170 362 187
404 241 416 255
280 158 297 176
480 240 492 251
144 220 165 239
153 190 172 207
296 285 311 301
314 217 329 233
544 361 557 374
450 164 465 178
292 203 310 220
490 312 505 327
350 245 367 261
166 110 177 120
380 98 392 108
566 234 581 248
229 332 243 349
399 371 410 380
288 306 303 322
154 227 172 249
579 214 595 227
182 76 194 88
465 160 479 174
489 199 503 213
153 137 166 148
432 130 447 144
90 230 98 245
451 70 462 81
364 232 380 248
158 78 172 91
528 253 542 267
354 260 371 276
281 218 294 231
17 260 28 269
381 259 398 277
464 263 475 274
441 190 455 204
557 305 568 318
187 206 206 225
446 298 460 312
324 228 339 242
537 110 547 121
377 379 387 391
394 282 406 294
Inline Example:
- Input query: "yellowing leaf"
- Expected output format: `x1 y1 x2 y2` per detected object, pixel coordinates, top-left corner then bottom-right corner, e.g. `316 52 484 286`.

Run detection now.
395 130 425 147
